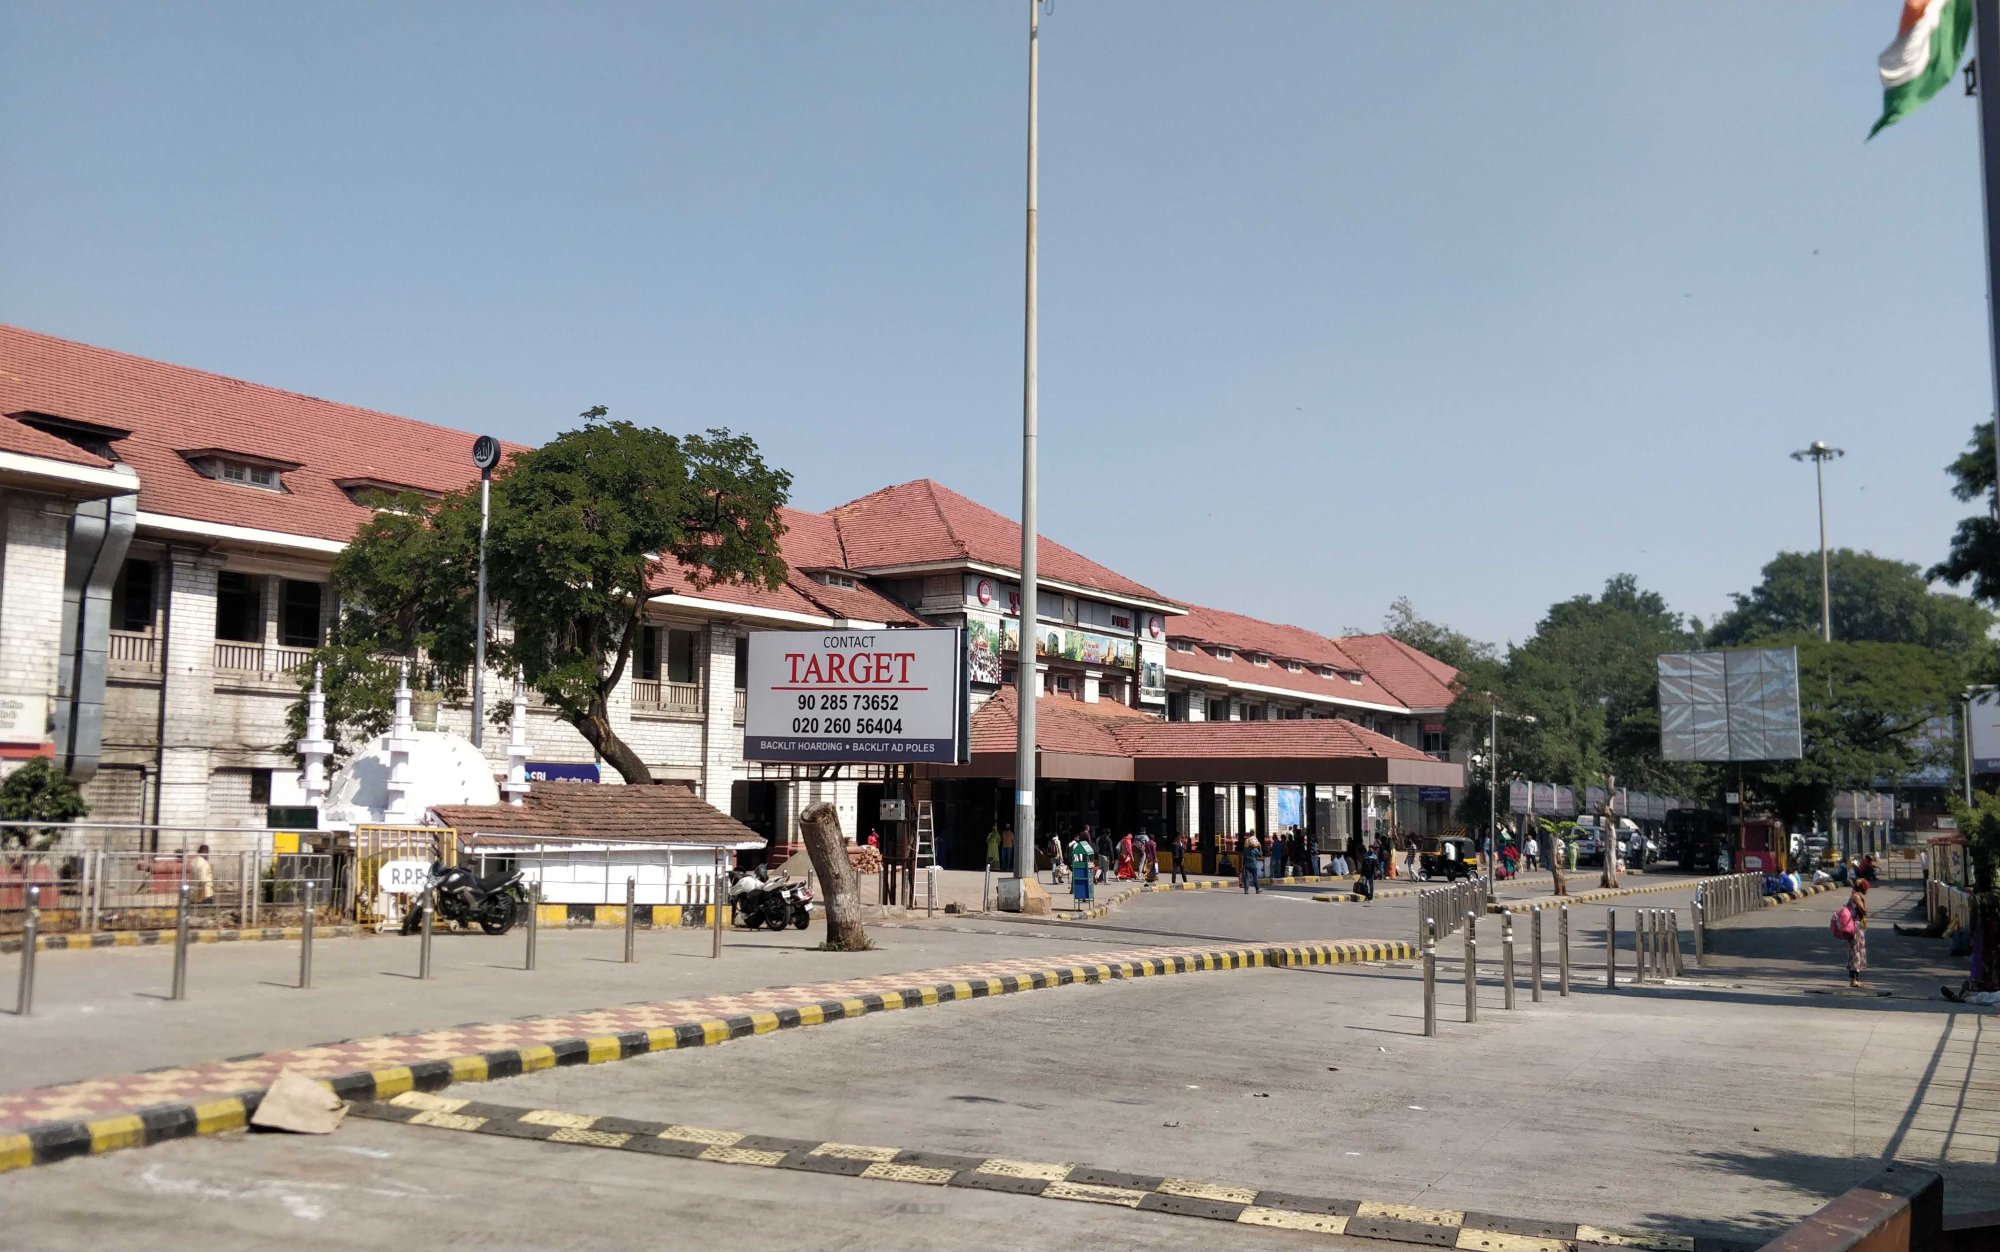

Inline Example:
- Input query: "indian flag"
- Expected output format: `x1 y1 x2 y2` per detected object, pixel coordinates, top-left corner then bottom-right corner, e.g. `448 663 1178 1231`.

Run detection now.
1871 0 1975 137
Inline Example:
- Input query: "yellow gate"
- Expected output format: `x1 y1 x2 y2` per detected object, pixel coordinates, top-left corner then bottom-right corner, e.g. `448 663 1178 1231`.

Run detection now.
353 824 456 926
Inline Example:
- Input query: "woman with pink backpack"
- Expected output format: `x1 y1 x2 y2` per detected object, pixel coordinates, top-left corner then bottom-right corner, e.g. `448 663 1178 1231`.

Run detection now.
1832 879 1870 989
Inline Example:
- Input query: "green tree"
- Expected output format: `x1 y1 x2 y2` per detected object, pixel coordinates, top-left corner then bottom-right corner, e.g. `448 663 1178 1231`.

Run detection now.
1752 638 1961 834
0 759 88 850
307 410 792 783
1931 423 2000 609
1716 548 1993 659
1379 597 1494 672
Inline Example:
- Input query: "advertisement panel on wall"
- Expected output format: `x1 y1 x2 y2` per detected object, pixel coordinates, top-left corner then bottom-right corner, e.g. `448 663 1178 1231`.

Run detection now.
1658 647 1803 763
744 628 966 764
964 612 1138 677
1970 691 2000 774
1138 641 1167 705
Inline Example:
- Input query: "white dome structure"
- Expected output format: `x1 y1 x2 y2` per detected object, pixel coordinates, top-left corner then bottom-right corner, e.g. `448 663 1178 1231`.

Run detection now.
322 730 499 827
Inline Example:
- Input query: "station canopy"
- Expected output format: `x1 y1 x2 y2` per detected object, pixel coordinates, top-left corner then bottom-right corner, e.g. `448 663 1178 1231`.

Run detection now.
938 689 1465 788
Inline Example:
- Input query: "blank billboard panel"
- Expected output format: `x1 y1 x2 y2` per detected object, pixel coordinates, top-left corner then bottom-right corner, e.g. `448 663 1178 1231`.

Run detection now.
1658 647 1802 763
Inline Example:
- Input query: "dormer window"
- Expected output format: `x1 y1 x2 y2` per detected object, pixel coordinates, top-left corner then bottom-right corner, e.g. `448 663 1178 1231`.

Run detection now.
1250 653 1269 668
1346 671 1364 685
1169 639 1195 653
336 477 439 511
1318 666 1338 679
13 412 129 461
812 572 859 590
1284 660 1303 672
182 448 298 493
1212 647 1234 661
218 460 281 489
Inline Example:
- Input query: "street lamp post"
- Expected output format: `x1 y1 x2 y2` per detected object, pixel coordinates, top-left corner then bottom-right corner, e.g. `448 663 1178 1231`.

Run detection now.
1004 0 1043 911
470 435 501 749
1789 440 1845 643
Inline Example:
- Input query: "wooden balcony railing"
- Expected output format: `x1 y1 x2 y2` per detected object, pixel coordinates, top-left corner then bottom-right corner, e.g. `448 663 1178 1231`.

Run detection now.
108 630 157 667
213 642 316 679
630 678 702 714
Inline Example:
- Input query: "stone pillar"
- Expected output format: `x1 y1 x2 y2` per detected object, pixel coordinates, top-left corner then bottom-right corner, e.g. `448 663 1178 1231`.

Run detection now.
0 495 71 768
156 548 222 828
384 661 415 822
700 624 738 811
501 680 530 805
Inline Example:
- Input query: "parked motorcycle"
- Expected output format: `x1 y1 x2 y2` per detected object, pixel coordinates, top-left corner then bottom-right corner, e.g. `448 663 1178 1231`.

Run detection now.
400 860 524 936
729 867 814 930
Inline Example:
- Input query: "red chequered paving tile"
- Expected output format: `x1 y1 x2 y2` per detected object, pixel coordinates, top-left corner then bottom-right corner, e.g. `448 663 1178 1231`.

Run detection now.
0 943 1264 1132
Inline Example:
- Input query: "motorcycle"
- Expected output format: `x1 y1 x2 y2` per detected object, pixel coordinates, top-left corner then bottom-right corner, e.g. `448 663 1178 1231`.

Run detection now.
729 868 815 930
400 859 524 936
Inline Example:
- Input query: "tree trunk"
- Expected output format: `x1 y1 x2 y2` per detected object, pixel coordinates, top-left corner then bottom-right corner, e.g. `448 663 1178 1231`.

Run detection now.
572 705 653 784
799 801 870 951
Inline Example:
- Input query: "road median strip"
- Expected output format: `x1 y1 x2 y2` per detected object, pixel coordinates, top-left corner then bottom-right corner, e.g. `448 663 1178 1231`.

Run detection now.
0 937 1413 1174
1 924 357 956
348 1091 1746 1251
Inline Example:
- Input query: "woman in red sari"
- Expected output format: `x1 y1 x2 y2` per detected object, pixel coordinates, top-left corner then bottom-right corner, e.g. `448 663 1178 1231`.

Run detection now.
1116 832 1137 880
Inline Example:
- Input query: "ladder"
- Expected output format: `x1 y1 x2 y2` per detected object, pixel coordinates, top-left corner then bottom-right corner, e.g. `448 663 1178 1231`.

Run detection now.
913 801 939 913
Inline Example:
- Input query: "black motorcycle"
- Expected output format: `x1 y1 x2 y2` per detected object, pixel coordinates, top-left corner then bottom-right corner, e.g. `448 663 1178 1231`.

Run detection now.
728 867 807 931
400 859 524 936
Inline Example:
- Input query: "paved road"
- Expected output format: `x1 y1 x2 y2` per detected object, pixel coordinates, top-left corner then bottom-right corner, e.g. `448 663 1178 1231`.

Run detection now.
5 878 1989 1251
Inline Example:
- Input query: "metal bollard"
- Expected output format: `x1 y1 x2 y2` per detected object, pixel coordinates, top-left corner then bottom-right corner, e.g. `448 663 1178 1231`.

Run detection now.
525 883 540 971
299 882 315 990
623 877 637 963
1606 908 1616 990
170 882 191 1001
15 902 37 1015
418 882 435 980
927 865 938 920
982 861 992 913
1634 910 1647 983
1669 910 1683 977
711 864 723 960
1693 898 1704 966
1464 912 1478 1023
1559 905 1570 996
1502 913 1516 1010
1530 908 1543 1002
1422 919 1437 1038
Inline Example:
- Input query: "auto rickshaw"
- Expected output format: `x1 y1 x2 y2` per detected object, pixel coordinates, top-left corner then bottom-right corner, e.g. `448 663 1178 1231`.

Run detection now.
1419 836 1479 881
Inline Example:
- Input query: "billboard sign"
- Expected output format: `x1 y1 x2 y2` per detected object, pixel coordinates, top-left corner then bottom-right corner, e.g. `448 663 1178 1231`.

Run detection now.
1658 647 1803 763
527 761 600 783
744 628 966 764
1970 691 2000 774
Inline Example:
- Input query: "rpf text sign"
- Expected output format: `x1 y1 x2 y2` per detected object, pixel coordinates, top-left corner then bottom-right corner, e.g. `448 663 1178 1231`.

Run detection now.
744 628 964 763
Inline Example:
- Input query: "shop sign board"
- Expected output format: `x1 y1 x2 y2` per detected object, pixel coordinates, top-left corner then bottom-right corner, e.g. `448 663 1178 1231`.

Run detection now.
0 692 48 745
1970 691 2000 773
528 761 600 783
744 628 966 764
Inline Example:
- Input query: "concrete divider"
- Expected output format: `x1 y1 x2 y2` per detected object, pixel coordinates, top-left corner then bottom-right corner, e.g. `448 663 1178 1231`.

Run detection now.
1757 1164 1940 1252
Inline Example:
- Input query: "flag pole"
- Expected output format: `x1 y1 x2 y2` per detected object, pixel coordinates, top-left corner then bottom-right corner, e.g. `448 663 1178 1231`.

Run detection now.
1977 0 2000 521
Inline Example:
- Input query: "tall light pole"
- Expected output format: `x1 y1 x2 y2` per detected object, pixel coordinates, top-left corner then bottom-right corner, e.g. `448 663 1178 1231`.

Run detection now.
1005 0 1042 910
1483 698 1537 878
470 435 501 749
1789 440 1844 643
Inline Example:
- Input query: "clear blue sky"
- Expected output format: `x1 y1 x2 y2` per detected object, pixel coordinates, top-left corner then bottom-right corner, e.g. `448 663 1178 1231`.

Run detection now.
2 2 1989 648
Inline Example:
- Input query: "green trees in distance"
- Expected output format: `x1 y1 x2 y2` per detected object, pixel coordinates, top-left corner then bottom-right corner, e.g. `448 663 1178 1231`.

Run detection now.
294 411 792 783
1712 549 1993 659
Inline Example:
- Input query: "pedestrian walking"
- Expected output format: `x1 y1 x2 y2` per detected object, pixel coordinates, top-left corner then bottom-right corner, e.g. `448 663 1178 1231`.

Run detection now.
187 843 216 905
1048 833 1066 885
1403 836 1418 878
1142 831 1159 882
1094 828 1112 884
1838 879 1870 989
1524 834 1540 872
1241 833 1262 894
1171 832 1189 884
1355 841 1378 901
1116 832 1136 881
1000 825 1016 873
985 824 1001 871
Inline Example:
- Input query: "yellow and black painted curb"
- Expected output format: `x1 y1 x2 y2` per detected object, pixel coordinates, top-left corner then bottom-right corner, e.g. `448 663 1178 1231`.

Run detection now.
0 939 1413 1175
0 924 358 956
1488 878 1838 915
351 1090 1747 1252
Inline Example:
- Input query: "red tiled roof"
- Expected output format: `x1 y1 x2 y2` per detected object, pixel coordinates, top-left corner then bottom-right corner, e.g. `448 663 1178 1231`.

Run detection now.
1166 644 1404 710
645 561 922 626
1335 634 1460 712
828 479 1175 607
0 325 529 544
0 414 116 468
430 781 762 846
968 687 1153 758
778 506 851 570
1165 602 1403 708
968 686 1432 764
